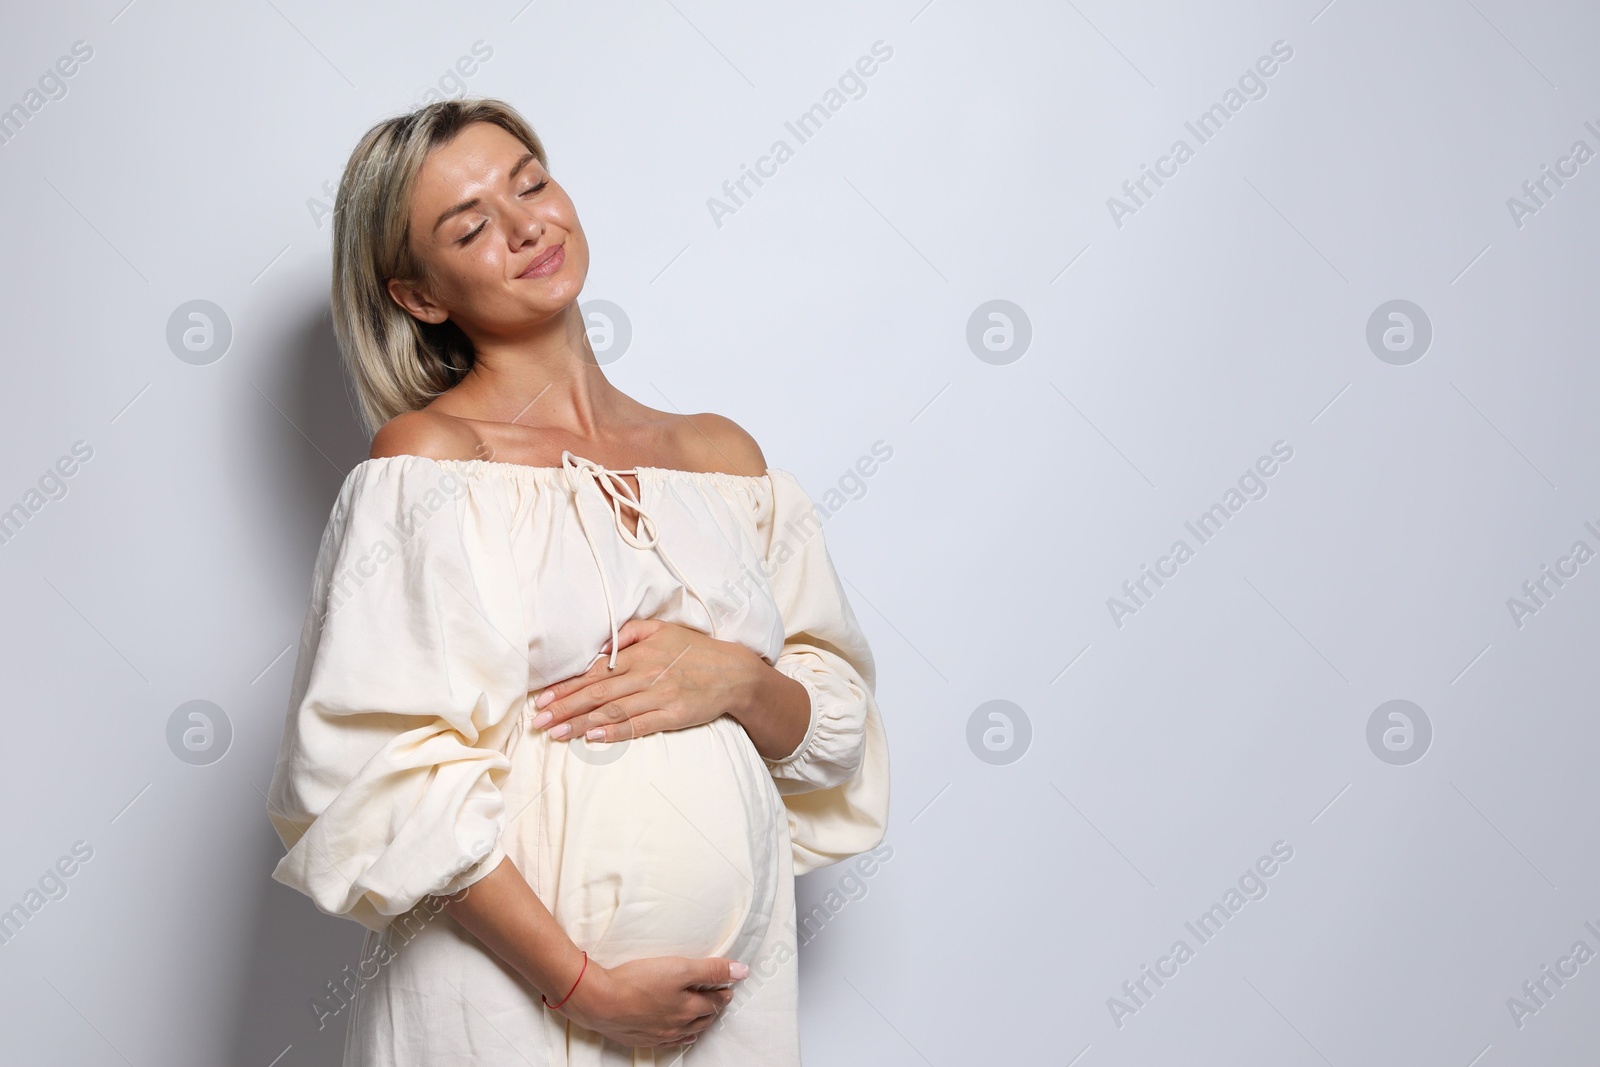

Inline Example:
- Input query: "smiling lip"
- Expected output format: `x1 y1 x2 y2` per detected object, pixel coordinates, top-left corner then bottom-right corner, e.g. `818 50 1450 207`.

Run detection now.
519 245 564 278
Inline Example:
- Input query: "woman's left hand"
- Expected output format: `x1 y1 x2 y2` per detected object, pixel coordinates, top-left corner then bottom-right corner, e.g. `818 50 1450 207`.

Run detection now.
531 619 763 743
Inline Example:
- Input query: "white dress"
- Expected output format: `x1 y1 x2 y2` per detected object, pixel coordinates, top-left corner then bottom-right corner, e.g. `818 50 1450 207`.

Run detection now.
265 451 890 1065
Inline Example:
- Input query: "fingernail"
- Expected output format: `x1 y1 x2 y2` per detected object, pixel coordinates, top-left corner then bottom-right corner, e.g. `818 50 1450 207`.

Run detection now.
729 962 749 980
549 723 570 739
585 727 605 741
535 690 554 709
531 711 552 728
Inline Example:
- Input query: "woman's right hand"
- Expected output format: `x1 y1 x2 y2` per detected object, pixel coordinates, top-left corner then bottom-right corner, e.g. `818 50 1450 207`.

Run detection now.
557 955 750 1049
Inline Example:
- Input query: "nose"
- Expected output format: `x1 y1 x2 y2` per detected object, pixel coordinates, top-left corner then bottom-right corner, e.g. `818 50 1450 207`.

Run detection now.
509 203 543 246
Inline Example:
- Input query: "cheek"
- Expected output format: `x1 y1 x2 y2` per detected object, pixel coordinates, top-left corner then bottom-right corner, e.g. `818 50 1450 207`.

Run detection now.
443 249 509 300
563 239 591 286
551 204 585 250
470 239 509 272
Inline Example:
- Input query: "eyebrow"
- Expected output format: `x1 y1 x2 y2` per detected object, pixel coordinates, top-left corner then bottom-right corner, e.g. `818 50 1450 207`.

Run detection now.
431 151 538 234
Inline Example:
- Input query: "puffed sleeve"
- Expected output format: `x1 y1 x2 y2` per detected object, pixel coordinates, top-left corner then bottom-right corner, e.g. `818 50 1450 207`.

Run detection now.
751 468 890 875
266 457 532 933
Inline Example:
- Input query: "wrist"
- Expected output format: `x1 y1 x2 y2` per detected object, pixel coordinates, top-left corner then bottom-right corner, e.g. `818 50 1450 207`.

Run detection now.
561 958 612 1018
724 644 769 724
542 948 594 1012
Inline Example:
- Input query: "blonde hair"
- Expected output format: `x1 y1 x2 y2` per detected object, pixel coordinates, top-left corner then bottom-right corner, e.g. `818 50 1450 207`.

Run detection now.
329 97 551 436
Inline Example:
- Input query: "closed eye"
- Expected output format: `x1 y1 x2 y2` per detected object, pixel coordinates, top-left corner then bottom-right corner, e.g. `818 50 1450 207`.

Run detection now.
458 180 549 244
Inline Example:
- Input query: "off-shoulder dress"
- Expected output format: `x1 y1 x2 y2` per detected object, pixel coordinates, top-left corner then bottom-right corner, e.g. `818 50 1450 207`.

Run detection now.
266 450 889 1066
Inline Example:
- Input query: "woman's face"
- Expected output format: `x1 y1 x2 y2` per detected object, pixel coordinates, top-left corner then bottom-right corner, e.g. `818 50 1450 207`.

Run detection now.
388 121 588 341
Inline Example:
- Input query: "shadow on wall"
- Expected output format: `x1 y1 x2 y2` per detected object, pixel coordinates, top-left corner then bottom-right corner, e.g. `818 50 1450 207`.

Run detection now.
273 304 372 482
230 303 376 603
230 302 378 1067
232 871 367 1067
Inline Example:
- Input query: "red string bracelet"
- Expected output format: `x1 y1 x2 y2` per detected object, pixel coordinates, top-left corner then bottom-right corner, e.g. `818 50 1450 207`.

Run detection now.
543 951 588 1010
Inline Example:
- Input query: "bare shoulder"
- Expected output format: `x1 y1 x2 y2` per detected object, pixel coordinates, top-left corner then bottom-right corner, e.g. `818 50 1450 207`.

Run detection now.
681 412 768 477
368 410 485 462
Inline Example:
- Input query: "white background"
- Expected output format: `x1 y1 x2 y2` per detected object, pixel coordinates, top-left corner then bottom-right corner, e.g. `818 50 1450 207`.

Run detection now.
0 0 1597 1064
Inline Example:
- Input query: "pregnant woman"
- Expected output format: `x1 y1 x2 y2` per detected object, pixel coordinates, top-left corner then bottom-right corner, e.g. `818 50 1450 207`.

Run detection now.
265 98 889 1065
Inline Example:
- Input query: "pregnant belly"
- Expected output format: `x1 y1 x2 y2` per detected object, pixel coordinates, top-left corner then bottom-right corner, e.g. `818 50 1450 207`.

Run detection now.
529 714 786 967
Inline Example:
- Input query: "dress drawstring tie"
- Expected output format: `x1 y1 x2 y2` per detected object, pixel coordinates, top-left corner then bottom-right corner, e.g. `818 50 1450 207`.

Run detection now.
561 450 719 668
